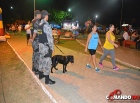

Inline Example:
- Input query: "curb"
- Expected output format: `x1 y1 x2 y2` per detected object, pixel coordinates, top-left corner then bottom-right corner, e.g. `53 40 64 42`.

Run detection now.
7 41 58 103
76 39 140 70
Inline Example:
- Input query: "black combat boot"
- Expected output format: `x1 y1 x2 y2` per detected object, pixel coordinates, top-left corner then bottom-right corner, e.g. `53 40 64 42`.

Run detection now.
34 69 39 75
39 71 45 79
32 67 35 72
45 75 55 84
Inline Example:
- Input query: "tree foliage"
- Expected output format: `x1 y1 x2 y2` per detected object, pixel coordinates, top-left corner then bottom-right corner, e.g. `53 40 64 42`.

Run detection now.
48 8 72 24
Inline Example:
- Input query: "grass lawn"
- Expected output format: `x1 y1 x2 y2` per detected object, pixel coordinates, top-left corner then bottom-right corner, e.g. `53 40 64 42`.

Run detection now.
57 39 88 54
0 41 52 103
7 30 26 35
75 33 121 44
57 39 105 58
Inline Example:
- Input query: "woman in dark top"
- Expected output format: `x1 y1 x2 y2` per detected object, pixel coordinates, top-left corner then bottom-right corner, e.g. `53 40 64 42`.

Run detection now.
131 31 140 50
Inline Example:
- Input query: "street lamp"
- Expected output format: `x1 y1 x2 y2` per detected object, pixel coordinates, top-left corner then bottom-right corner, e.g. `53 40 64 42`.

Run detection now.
10 6 13 9
95 15 98 24
33 0 36 18
68 8 71 12
120 0 123 29
34 0 35 12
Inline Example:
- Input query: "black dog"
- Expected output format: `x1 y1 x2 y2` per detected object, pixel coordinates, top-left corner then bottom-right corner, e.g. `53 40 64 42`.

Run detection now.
51 55 74 73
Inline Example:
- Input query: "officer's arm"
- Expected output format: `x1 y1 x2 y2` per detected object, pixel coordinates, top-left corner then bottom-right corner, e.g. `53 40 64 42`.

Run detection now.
32 33 36 40
43 25 54 50
32 23 38 40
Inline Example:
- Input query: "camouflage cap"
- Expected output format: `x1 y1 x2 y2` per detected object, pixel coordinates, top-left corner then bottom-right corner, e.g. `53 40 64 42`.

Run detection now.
34 10 41 16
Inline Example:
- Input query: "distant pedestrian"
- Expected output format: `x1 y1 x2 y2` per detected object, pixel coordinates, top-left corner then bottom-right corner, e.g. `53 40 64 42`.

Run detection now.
85 24 103 72
88 19 93 32
99 24 119 70
11 24 16 34
25 21 31 45
18 24 22 34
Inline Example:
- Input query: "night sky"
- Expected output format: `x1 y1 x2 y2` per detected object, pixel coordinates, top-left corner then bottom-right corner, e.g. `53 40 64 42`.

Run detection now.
0 0 140 27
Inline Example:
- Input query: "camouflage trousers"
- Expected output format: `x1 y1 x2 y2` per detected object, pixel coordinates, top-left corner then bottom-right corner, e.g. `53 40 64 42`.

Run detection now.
38 43 52 75
32 39 39 71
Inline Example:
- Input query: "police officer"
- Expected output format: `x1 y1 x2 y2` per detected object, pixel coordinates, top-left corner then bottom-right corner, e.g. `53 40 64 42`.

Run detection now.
38 10 55 84
31 10 41 75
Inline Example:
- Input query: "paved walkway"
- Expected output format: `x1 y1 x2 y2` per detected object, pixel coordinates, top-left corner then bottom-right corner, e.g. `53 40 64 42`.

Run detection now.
77 39 140 69
7 35 140 103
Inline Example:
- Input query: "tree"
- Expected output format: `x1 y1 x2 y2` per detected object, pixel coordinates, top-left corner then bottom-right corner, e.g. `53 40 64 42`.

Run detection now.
48 8 72 24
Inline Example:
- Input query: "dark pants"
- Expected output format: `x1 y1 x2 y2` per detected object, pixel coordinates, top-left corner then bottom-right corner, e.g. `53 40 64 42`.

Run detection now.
136 40 140 50
26 34 30 40
118 38 125 46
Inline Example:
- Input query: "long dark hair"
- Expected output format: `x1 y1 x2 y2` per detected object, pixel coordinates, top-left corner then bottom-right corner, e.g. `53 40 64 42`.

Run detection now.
92 24 97 29
109 24 114 30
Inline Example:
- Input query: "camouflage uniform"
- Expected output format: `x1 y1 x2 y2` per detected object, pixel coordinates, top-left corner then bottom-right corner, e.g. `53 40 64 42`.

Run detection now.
38 19 54 75
32 19 40 73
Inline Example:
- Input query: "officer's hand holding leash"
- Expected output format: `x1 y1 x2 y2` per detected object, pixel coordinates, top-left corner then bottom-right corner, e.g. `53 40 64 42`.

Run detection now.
29 38 33 43
52 49 55 54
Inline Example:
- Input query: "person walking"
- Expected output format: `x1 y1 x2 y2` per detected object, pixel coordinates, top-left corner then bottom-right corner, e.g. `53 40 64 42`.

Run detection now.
11 24 16 35
25 21 31 45
38 10 55 84
18 24 22 35
85 24 103 72
31 10 41 74
99 24 119 70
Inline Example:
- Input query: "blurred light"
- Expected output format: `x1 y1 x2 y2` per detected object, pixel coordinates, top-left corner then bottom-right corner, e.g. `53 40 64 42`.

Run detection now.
68 8 71 12
11 6 13 9
96 15 98 18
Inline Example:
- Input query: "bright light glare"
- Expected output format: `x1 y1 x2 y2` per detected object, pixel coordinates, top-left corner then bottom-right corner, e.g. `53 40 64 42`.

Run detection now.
68 8 71 12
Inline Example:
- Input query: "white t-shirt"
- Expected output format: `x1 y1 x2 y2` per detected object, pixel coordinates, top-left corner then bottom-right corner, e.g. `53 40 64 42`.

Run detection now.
12 25 15 30
25 24 31 34
123 32 129 40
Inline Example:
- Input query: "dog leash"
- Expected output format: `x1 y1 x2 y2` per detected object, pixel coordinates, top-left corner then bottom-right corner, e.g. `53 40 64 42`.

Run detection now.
55 45 64 54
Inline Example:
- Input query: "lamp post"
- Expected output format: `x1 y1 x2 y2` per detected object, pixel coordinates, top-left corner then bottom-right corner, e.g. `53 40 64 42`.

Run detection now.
95 15 98 24
34 0 35 12
65 8 71 20
120 0 123 29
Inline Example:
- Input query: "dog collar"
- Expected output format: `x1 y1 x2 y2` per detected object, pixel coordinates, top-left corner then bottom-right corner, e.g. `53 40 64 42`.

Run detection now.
66 56 68 59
